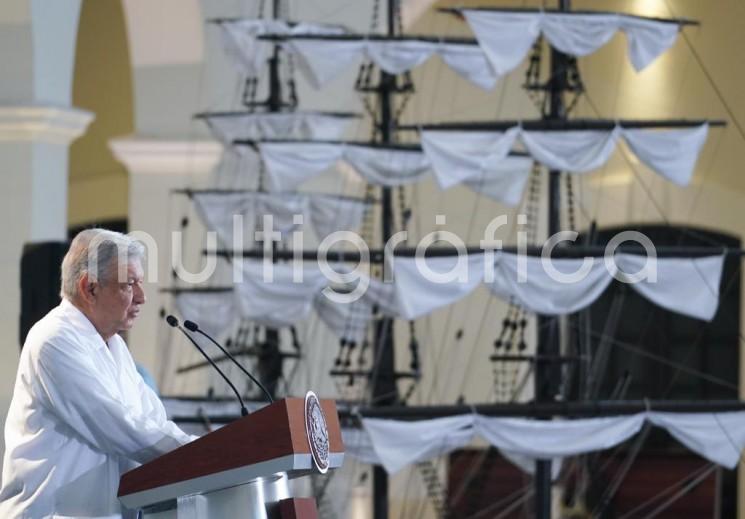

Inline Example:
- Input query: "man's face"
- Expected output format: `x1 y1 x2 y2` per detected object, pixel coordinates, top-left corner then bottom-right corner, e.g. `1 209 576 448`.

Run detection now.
94 261 146 335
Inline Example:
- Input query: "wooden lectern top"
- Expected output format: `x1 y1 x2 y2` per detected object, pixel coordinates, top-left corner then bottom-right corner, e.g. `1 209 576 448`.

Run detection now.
118 398 343 510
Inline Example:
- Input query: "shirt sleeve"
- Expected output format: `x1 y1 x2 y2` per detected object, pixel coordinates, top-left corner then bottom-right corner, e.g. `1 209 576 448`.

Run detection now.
131 356 201 443
34 336 192 464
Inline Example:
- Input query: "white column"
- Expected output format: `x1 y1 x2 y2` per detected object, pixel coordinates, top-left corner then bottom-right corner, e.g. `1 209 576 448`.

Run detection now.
0 105 93 453
110 137 222 382
0 0 90 461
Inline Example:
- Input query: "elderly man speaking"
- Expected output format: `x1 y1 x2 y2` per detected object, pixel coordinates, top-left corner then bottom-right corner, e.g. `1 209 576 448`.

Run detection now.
0 229 194 518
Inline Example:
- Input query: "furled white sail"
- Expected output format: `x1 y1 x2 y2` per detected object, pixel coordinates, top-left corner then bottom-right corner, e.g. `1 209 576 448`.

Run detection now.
307 194 369 242
173 252 723 348
393 252 724 321
249 123 707 209
351 410 745 474
283 37 498 90
422 123 709 187
173 291 238 339
200 111 357 144
219 20 497 88
218 19 348 76
314 295 373 344
192 191 367 246
233 261 329 328
257 141 533 206
460 10 681 74
173 266 398 343
257 10 680 93
621 123 710 186
258 141 430 190
193 192 307 246
362 415 476 474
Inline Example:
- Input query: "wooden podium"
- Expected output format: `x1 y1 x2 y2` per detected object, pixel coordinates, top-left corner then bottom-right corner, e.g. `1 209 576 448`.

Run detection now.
118 397 344 518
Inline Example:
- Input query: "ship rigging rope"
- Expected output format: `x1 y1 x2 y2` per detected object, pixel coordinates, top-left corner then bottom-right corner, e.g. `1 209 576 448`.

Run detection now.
664 0 745 147
454 170 542 401
406 218 528 516
559 315 739 393
587 424 650 516
660 262 742 395
417 49 559 434
615 462 717 519
582 69 732 248
491 490 533 519
412 28 737 512
173 3 742 515
305 11 382 496
391 9 456 440
402 8 682 516
409 46 527 410
486 294 745 509
639 465 719 518
397 4 737 515
417 92 536 449
578 69 745 499
583 90 735 246
394 9 480 518
583 87 745 400
318 67 372 403
568 271 743 514
459 483 532 519
447 367 535 515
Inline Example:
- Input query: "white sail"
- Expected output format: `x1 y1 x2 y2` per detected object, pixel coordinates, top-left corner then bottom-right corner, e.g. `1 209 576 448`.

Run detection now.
173 290 238 340
354 410 745 473
248 122 709 212
173 252 724 345
393 252 725 321
258 141 430 189
256 140 534 206
460 9 682 73
200 111 357 143
284 37 498 89
218 18 348 76
422 123 710 186
192 191 368 246
173 267 397 343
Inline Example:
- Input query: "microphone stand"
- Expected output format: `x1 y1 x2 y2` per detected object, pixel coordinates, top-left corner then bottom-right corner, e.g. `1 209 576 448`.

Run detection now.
166 315 249 417
184 320 275 403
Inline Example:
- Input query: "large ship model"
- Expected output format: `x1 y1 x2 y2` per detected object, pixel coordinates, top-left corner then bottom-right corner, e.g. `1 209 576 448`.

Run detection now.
156 1 743 517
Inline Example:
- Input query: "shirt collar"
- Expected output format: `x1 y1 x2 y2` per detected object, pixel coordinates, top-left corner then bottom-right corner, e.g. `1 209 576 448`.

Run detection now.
60 298 109 349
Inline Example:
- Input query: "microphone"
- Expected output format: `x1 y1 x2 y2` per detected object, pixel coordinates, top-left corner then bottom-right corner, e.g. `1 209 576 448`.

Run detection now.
166 315 248 417
183 319 274 403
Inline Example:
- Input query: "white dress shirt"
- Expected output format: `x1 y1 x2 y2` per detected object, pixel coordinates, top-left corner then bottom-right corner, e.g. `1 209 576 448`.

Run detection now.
0 299 193 518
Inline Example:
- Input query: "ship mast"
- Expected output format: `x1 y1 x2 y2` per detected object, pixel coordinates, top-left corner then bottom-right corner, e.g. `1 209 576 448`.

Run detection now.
253 0 293 400
266 0 282 112
372 3 399 518
535 0 570 515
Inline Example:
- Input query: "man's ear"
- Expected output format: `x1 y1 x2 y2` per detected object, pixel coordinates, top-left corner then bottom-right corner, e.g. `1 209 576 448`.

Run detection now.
77 273 97 303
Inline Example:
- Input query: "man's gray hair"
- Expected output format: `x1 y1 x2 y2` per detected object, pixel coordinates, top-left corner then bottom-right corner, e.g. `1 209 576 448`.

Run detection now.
60 229 146 300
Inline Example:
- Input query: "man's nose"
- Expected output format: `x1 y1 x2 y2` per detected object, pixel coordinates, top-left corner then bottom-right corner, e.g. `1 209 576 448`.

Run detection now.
134 284 146 305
